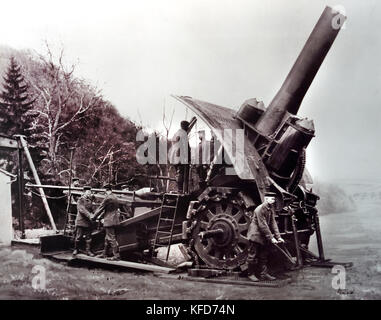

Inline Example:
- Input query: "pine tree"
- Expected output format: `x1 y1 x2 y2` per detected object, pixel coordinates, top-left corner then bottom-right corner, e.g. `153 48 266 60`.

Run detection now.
0 56 35 136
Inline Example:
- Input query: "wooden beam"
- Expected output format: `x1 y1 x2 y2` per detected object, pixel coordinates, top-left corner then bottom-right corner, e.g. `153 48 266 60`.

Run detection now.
26 183 163 198
17 136 57 231
0 136 19 149
75 254 176 273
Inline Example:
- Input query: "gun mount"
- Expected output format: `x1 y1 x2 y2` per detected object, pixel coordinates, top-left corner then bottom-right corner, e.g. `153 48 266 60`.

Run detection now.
40 7 349 273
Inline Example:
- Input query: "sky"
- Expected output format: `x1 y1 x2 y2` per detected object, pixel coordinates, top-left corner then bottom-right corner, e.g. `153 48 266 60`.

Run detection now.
0 0 380 182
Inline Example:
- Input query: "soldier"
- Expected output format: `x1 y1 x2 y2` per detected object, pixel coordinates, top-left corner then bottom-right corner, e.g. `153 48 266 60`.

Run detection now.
246 192 285 281
91 184 120 260
73 186 95 257
169 120 190 193
196 130 207 187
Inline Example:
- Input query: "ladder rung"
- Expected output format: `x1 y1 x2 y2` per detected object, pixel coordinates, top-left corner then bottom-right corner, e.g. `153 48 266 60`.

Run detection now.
152 193 180 257
164 193 181 197
156 225 173 229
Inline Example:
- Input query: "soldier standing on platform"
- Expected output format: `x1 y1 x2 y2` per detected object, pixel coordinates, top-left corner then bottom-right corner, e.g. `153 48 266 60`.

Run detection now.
92 184 121 260
169 120 190 193
73 186 95 256
196 130 207 187
246 192 285 281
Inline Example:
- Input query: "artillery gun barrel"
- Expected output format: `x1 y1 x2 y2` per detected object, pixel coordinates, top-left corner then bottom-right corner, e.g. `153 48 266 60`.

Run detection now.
255 6 346 136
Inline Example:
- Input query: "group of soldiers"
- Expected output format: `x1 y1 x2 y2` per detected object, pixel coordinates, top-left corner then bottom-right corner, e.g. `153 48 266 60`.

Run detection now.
72 184 121 261
170 120 215 193
72 184 284 281
170 121 285 282
72 121 286 281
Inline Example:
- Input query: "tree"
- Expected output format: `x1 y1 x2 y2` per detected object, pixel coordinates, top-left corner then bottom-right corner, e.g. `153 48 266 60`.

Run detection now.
73 103 144 187
0 56 35 136
24 46 101 181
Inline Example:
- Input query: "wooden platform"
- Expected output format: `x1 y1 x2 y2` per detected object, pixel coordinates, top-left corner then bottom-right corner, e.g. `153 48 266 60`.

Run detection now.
75 254 176 273
41 250 176 273
12 239 40 246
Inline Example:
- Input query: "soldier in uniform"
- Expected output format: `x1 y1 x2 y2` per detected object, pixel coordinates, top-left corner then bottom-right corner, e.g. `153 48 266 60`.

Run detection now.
73 186 95 256
246 192 285 281
92 184 120 260
196 130 207 187
169 120 190 193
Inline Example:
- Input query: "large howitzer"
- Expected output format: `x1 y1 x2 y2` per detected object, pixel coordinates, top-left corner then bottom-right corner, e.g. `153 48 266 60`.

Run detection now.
41 7 347 271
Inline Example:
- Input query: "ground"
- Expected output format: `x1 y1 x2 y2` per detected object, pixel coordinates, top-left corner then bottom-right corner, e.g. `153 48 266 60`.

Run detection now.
0 181 380 300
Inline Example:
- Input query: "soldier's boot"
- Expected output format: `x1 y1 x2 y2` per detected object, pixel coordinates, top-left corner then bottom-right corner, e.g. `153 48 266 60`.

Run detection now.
247 263 259 282
257 265 276 281
85 239 95 257
96 242 109 259
72 240 80 256
108 243 120 261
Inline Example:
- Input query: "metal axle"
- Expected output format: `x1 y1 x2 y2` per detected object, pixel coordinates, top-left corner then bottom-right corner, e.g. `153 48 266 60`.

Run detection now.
199 228 224 240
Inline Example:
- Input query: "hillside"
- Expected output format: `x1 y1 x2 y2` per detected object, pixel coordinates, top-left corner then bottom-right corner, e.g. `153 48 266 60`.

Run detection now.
0 45 148 228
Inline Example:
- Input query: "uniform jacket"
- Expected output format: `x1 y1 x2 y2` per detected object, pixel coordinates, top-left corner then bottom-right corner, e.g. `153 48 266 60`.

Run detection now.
168 129 191 165
75 194 94 228
93 193 120 227
247 202 281 245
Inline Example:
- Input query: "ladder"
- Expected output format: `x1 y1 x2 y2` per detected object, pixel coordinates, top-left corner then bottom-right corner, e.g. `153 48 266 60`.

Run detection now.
63 196 78 236
152 193 180 261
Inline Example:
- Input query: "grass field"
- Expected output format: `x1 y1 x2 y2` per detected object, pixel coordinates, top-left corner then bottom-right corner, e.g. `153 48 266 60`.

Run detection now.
1 181 380 300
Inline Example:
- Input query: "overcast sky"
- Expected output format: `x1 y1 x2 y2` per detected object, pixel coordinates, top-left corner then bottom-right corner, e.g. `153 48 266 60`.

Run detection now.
0 0 379 182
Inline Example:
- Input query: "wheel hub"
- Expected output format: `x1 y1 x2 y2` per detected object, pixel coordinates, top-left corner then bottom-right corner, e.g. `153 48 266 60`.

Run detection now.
208 214 239 248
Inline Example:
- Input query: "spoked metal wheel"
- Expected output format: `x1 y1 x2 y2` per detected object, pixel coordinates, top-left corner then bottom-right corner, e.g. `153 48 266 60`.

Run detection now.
186 189 254 270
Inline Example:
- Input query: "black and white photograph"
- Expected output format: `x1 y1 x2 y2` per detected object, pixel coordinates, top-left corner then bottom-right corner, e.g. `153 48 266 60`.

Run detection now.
0 0 380 305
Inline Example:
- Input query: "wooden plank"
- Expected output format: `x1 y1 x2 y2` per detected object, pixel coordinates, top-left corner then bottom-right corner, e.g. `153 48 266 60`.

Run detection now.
75 254 176 273
11 239 40 246
28 183 163 198
18 136 57 231
156 273 291 288
0 136 19 149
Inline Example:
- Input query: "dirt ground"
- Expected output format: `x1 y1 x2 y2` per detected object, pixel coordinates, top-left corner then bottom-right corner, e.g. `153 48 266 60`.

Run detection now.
1 184 380 300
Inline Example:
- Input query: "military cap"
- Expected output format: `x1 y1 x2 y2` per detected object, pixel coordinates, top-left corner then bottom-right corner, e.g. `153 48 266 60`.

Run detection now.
264 191 277 197
83 186 92 190
180 120 190 130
